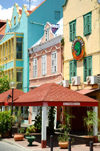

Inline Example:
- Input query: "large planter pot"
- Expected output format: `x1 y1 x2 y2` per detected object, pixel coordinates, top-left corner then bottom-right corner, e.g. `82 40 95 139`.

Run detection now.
58 141 68 149
14 133 24 141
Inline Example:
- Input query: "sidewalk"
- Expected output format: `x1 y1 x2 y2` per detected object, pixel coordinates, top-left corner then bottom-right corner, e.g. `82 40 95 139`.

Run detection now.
1 137 100 151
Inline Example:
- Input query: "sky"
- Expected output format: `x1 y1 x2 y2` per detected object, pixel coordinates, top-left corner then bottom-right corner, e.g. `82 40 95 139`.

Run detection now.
0 0 44 20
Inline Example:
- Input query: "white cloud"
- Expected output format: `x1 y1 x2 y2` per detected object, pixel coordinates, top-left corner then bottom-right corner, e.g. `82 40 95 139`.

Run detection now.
0 5 13 20
24 3 36 10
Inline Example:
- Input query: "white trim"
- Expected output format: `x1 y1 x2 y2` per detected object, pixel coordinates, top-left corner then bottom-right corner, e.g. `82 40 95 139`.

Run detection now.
63 102 80 106
41 55 47 76
33 58 37 77
51 51 57 74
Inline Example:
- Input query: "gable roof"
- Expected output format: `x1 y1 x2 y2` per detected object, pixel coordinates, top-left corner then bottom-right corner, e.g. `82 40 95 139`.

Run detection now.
13 83 98 107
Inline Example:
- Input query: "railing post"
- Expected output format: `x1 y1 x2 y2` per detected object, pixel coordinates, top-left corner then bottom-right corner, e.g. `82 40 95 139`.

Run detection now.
90 141 93 151
68 137 71 151
50 135 53 151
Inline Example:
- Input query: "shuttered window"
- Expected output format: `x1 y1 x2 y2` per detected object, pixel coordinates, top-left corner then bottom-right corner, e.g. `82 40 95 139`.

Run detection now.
33 58 37 77
51 51 57 73
69 20 76 41
42 55 47 76
84 56 92 81
69 60 77 83
83 12 91 36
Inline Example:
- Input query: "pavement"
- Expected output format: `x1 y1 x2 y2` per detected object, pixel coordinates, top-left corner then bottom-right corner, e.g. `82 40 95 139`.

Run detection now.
0 136 100 151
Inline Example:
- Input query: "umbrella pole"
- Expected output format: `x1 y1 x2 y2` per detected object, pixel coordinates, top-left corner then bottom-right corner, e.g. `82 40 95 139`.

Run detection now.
41 106 47 148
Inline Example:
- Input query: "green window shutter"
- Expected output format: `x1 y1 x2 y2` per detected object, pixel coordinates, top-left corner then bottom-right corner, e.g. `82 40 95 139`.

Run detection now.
70 24 72 41
73 21 76 41
69 20 76 41
83 56 92 81
84 58 87 81
69 61 72 83
87 56 92 76
84 12 91 36
69 60 77 83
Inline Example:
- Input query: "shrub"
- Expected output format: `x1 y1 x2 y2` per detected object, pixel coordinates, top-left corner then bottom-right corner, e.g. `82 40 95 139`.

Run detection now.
0 110 15 137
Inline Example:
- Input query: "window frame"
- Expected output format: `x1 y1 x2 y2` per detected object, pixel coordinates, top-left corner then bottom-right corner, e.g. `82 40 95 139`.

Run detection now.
41 55 47 76
69 60 77 83
69 20 76 41
83 56 92 82
33 58 38 78
83 12 92 36
51 51 57 74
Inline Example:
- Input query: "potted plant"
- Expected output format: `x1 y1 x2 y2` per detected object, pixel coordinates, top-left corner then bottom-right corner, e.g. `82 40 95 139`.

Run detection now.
14 108 24 141
58 112 74 149
25 125 36 146
0 110 15 138
84 110 99 143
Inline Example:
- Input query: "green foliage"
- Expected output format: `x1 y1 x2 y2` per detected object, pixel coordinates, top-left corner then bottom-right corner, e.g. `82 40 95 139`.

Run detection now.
26 125 36 135
34 108 42 132
0 66 9 93
58 112 74 142
48 107 56 134
15 108 24 133
19 128 25 134
84 110 99 136
0 110 15 136
61 38 64 46
58 131 69 142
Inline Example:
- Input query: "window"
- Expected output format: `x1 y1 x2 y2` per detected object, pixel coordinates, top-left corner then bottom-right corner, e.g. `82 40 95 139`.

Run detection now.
69 20 76 41
16 68 23 89
69 60 77 83
83 12 91 36
51 51 57 73
33 58 37 77
16 38 23 59
84 56 92 81
55 11 60 20
14 16 16 25
45 28 49 41
42 55 47 76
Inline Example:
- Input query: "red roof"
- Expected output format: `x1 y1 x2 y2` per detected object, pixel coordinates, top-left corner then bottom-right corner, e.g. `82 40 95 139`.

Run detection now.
14 83 98 107
0 89 24 105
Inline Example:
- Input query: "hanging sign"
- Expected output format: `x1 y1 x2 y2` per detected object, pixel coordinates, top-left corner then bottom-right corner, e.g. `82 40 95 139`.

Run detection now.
72 36 85 60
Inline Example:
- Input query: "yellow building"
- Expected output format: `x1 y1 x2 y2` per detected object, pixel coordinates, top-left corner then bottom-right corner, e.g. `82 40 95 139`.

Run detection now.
63 0 100 134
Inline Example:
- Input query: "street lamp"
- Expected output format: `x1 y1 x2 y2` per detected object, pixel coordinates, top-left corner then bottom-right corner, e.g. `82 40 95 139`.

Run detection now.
9 81 16 115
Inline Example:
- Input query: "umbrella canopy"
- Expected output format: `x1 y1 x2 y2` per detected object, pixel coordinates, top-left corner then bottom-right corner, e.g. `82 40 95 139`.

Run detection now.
0 89 24 106
13 83 98 107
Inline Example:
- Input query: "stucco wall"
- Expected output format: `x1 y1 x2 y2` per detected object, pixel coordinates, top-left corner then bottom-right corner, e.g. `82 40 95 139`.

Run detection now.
63 0 100 81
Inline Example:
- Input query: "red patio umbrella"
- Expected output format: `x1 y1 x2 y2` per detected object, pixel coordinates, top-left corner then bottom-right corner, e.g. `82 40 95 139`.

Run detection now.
13 83 98 106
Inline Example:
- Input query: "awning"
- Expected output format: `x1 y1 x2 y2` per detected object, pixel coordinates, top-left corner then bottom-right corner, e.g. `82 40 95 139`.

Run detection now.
13 83 98 107
77 88 99 95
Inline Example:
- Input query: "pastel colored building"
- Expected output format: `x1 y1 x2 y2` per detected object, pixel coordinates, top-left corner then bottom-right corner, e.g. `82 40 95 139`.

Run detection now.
0 0 64 93
28 20 63 123
63 0 100 134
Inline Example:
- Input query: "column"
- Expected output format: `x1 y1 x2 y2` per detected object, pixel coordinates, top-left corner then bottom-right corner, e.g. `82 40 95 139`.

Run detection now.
41 106 47 148
93 106 98 136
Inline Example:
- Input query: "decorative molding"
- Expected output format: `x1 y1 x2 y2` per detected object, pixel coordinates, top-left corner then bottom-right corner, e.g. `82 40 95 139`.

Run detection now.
28 35 62 54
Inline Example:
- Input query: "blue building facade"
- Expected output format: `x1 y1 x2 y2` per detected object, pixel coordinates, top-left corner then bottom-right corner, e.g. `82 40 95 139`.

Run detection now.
0 0 64 92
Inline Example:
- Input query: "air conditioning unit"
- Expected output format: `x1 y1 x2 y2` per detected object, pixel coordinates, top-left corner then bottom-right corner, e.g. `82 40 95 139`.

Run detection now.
71 76 80 86
62 80 69 87
86 76 97 85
